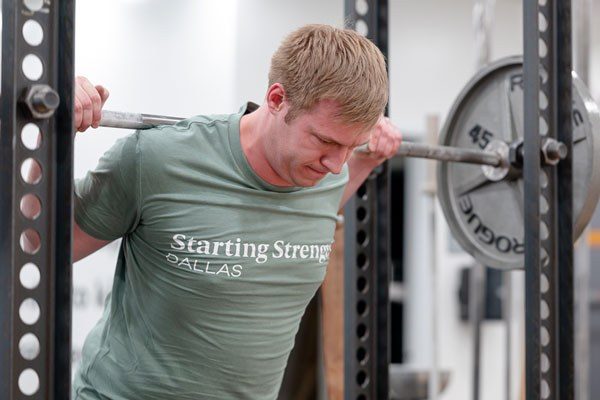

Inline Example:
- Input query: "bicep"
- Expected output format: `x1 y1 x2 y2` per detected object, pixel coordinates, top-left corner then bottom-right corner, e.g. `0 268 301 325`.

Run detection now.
73 221 111 262
74 133 141 241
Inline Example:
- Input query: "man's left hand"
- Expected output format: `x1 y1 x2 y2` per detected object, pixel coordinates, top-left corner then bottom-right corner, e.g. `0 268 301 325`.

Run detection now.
340 116 402 208
356 115 402 165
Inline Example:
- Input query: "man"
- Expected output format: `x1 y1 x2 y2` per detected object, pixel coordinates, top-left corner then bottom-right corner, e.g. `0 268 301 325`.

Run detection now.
65 24 400 399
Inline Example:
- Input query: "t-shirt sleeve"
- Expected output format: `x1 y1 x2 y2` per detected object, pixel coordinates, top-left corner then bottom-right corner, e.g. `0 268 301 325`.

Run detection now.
74 132 141 241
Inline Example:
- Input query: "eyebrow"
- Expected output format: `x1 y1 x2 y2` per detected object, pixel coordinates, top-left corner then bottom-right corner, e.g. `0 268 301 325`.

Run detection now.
309 127 369 148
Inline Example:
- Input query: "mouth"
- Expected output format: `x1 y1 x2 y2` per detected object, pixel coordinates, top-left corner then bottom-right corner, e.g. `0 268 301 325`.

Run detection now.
305 165 328 178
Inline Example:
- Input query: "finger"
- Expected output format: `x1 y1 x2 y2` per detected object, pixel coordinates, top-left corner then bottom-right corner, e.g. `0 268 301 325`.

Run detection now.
78 78 103 128
73 97 83 132
390 130 402 154
391 121 402 137
384 121 402 150
368 129 381 155
95 85 110 106
75 77 95 130
75 87 93 132
390 120 403 144
377 134 392 158
384 136 397 158
75 91 91 132
388 141 400 158
394 133 403 152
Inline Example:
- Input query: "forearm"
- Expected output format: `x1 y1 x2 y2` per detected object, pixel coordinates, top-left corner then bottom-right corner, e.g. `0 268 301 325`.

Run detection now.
339 115 401 209
321 218 345 399
339 155 381 209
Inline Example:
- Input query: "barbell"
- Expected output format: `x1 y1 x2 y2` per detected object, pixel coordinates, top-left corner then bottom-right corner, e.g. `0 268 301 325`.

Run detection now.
99 111 505 167
95 56 600 270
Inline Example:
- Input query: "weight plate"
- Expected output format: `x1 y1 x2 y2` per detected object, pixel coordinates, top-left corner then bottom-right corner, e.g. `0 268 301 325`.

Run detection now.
437 56 600 269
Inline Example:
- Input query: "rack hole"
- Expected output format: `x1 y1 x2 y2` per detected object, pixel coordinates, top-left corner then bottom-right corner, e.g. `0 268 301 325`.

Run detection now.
23 20 44 46
356 370 369 387
24 0 44 12
20 229 41 255
356 323 368 340
541 249 550 267
539 39 548 58
539 91 548 110
539 116 549 136
21 123 41 150
18 368 40 396
538 11 548 32
356 300 368 316
541 379 550 399
357 230 368 246
20 158 42 185
540 222 549 240
540 66 549 84
19 298 40 325
20 194 42 220
541 300 550 320
356 184 367 200
541 353 550 373
540 170 548 188
355 0 368 15
355 19 368 36
356 207 368 222
356 253 368 270
22 54 44 81
357 277 368 293
539 195 549 214
356 347 368 363
541 274 549 293
19 333 40 361
20 263 41 290
541 326 550 347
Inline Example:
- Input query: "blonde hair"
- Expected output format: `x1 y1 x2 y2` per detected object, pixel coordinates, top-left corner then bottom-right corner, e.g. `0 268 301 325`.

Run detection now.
269 24 388 129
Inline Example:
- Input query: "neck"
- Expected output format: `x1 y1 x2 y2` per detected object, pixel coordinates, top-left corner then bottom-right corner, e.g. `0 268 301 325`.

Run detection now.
239 106 292 187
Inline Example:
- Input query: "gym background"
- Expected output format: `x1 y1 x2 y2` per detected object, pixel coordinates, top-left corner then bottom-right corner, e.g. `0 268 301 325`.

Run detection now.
45 0 600 399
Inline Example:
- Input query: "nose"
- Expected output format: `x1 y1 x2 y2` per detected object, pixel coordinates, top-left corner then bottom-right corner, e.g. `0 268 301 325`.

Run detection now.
321 146 350 174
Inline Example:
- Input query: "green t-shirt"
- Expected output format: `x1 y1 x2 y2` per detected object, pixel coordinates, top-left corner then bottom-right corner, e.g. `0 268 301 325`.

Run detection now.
72 103 348 400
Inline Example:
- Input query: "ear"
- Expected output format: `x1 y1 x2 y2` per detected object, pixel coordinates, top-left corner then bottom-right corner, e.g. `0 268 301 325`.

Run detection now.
266 83 287 115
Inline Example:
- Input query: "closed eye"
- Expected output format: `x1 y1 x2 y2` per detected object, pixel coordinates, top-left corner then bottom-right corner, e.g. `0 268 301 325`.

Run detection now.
314 134 333 145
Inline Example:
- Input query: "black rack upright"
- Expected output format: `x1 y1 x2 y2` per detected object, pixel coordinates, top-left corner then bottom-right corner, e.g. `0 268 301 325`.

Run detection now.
0 0 75 398
343 1 391 399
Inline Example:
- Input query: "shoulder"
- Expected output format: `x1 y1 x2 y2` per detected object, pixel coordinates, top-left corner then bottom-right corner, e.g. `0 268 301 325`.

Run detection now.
139 113 231 140
134 113 234 153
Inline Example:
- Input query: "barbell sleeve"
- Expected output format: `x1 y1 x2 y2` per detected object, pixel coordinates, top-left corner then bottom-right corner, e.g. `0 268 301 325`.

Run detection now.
100 110 184 129
99 110 503 167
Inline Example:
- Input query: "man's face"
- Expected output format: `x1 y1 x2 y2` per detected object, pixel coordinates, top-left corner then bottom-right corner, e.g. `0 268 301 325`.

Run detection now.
269 99 371 187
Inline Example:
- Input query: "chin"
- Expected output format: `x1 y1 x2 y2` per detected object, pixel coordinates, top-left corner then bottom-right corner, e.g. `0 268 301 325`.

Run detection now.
290 172 325 187
291 177 319 187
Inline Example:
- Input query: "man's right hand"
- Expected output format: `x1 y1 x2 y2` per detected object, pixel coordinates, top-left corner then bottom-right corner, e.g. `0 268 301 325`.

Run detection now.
75 76 109 132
